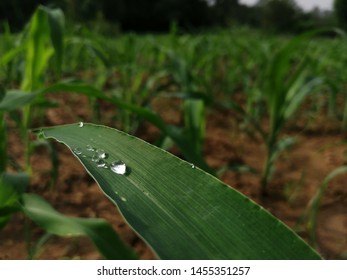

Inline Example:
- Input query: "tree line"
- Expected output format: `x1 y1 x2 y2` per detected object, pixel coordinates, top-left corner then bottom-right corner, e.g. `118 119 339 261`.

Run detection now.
1 0 346 33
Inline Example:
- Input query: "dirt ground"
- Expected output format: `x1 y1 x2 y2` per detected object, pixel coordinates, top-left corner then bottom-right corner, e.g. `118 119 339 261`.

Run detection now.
0 92 346 260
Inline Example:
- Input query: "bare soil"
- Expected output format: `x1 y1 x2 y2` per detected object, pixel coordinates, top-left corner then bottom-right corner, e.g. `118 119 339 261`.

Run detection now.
1 93 346 260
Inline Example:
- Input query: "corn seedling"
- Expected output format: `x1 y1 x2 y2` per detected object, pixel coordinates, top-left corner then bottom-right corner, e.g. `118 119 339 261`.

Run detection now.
305 166 347 248
0 7 133 259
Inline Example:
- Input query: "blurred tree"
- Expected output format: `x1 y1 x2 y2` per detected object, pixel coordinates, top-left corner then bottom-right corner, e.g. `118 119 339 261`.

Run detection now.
297 8 335 32
0 0 49 31
115 0 210 31
210 0 240 26
256 0 302 33
0 0 332 33
334 0 347 30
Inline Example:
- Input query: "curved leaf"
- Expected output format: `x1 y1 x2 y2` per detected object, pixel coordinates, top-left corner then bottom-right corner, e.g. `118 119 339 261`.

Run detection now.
39 123 321 260
20 193 137 260
0 90 38 112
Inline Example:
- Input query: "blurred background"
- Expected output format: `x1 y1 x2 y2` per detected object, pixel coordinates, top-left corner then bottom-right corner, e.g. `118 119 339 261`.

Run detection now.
0 0 344 34
1 0 347 260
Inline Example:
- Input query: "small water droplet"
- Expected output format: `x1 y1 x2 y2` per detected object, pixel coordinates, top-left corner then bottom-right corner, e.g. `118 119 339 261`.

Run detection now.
74 147 82 155
78 122 84 127
120 196 127 202
110 160 127 175
96 159 106 167
191 164 195 169
91 154 99 162
86 144 95 151
96 149 108 159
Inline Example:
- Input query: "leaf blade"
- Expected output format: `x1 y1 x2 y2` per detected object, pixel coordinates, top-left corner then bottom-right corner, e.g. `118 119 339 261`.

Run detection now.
40 123 321 260
20 193 137 260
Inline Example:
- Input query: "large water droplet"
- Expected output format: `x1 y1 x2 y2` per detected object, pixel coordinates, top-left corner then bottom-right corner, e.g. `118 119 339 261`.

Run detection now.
74 147 82 155
110 160 127 175
78 122 84 128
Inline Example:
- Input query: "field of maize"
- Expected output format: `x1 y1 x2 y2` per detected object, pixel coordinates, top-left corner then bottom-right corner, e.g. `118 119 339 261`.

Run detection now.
0 6 347 260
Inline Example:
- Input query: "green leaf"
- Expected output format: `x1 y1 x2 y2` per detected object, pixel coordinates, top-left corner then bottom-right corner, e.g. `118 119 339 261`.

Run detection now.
183 99 205 156
0 172 29 229
39 123 321 260
20 193 137 260
307 165 347 245
0 90 38 112
43 6 65 73
21 6 54 91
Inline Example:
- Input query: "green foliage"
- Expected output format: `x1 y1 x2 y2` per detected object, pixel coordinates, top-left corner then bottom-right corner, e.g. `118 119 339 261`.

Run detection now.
21 193 137 259
0 6 133 259
1 5 347 259
0 172 29 229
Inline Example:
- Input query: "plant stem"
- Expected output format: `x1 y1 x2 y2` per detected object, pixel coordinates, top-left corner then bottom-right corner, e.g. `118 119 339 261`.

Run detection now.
22 105 32 174
0 113 7 173
260 134 276 196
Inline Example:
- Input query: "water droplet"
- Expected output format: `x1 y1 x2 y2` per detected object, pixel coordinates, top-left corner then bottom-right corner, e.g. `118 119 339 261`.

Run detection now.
120 196 127 202
86 144 95 151
96 149 108 159
110 160 127 175
74 147 82 155
96 159 106 168
191 164 195 169
78 122 84 127
91 154 99 162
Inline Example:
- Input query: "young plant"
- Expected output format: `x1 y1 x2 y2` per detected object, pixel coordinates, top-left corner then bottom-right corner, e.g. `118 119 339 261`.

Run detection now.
228 32 324 195
305 166 347 247
0 6 134 259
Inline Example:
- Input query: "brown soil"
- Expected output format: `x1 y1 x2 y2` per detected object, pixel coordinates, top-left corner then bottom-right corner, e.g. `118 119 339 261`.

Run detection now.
1 93 346 260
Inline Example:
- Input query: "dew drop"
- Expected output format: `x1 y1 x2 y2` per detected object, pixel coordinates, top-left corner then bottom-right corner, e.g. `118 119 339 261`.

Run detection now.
86 144 95 151
74 147 82 155
78 122 84 127
110 160 127 175
191 164 195 169
96 159 106 168
96 149 108 159
120 196 127 202
91 154 99 162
